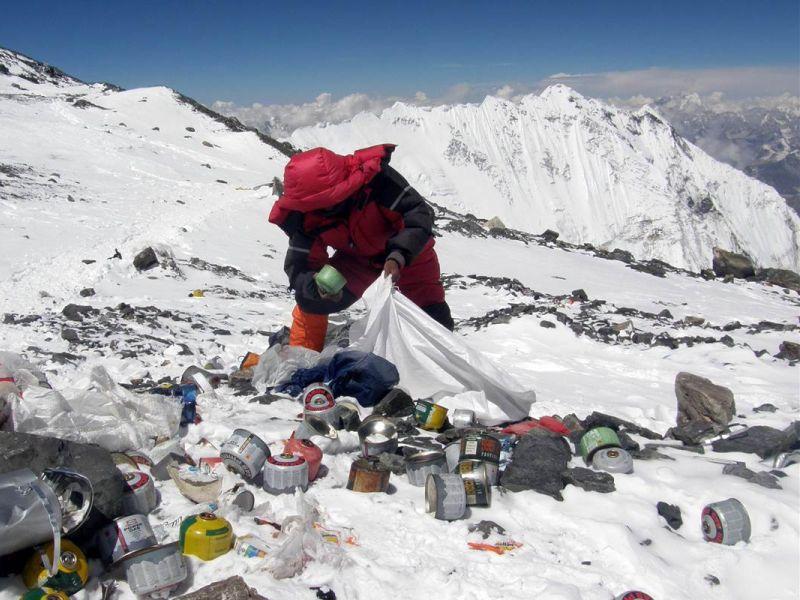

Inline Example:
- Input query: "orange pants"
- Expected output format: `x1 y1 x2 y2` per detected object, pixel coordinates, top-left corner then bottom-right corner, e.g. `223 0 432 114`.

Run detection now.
289 305 328 352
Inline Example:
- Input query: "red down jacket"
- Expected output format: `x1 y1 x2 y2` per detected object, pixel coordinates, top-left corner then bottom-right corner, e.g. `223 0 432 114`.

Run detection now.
269 144 444 314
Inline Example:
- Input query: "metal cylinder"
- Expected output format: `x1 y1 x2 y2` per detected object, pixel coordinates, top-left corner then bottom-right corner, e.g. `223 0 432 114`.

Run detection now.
0 469 62 558
451 409 476 429
592 447 634 474
614 593 654 600
702 498 751 545
459 433 501 464
578 427 622 463
22 540 89 595
294 415 338 441
302 383 337 423
123 542 187 599
414 400 448 431
262 453 309 495
97 514 158 565
220 428 270 481
358 416 398 458
122 471 159 516
284 437 323 481
178 513 233 561
20 588 71 600
406 449 447 486
457 460 492 507
347 457 390 493
425 473 467 521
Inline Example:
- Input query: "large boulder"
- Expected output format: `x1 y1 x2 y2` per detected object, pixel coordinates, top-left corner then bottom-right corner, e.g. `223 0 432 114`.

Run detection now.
756 268 800 292
133 246 159 271
500 429 571 500
776 341 800 362
675 372 735 428
178 576 268 599
712 247 755 279
712 422 799 459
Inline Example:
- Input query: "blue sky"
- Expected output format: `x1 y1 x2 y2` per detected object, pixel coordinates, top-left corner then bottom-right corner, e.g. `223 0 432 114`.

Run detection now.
1 0 797 105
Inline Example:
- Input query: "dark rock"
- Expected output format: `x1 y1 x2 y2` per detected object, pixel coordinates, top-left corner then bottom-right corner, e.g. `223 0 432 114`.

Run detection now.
109 249 122 260
776 341 800 361
202 140 214 147
757 268 800 292
249 393 285 405
712 247 755 279
177 576 267 599
722 462 782 489
61 328 79 343
377 452 406 475
675 372 735 428
81 258 95 264
61 303 94 321
629 447 674 461
133 247 159 271
631 331 654 345
656 501 682 530
722 321 742 331
719 335 735 347
541 229 560 242
580 412 662 440
185 126 195 132
562 467 615 494
669 421 724 445
657 309 673 319
754 349 769 358
315 588 336 600
770 470 787 478
700 269 715 280
705 574 721 586
500 429 571 500
212 328 231 336
79 287 95 297
539 320 556 329
628 261 666 277
753 403 778 413
654 332 679 349
372 388 415 418
271 176 284 196
571 289 588 302
216 179 228 184
712 423 799 459
468 520 506 539
684 316 705 327
616 431 640 452
608 248 634 263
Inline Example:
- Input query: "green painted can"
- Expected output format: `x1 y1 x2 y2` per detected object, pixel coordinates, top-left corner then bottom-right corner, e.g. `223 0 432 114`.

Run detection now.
315 265 347 295
578 427 621 462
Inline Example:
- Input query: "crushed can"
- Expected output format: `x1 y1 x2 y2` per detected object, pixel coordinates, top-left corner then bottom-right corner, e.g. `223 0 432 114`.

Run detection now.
302 383 337 423
284 437 323 481
22 539 89 595
578 427 622 463
97 514 158 565
179 512 233 561
702 498 751 545
592 447 634 474
425 473 467 521
614 593 654 600
414 400 448 431
406 449 448 487
122 471 159 515
262 453 309 495
20 589 70 600
347 457 390 493
457 460 492 507
220 428 270 481
123 542 187 599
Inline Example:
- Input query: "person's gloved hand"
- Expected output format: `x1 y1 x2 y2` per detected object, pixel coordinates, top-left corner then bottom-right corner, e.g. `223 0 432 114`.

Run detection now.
383 258 401 282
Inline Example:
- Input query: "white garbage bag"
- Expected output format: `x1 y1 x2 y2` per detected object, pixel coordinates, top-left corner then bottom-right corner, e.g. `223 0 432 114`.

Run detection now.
251 344 320 393
349 277 535 423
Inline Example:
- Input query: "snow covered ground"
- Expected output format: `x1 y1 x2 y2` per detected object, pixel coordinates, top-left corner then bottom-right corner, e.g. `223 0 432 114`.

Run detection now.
1 49 798 600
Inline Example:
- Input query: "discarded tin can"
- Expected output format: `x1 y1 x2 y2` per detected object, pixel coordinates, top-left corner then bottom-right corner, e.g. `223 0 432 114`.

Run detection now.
179 512 233 560
314 264 347 296
0 469 63 559
23 540 88 595
702 498 751 545
425 473 467 521
123 542 187 599
451 409 476 429
19 588 70 600
234 534 274 559
262 453 309 495
358 416 398 457
414 400 448 431
406 449 448 486
614 593 654 600
347 457 390 493
294 415 338 441
302 383 337 423
459 433 501 465
444 441 461 472
122 471 159 515
330 399 362 431
284 437 323 481
592 447 634 474
578 427 622 462
39 468 93 535
457 460 492 507
220 428 270 481
97 514 158 565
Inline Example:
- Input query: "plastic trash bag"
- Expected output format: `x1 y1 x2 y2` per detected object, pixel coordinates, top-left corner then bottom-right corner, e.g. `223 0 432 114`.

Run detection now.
251 344 321 392
349 277 535 424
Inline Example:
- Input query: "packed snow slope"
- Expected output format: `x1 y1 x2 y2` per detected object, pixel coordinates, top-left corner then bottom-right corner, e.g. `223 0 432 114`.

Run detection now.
1 49 799 600
290 86 800 273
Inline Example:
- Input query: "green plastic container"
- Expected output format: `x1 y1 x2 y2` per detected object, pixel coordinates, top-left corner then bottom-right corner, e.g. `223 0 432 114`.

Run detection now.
578 427 621 462
314 265 347 296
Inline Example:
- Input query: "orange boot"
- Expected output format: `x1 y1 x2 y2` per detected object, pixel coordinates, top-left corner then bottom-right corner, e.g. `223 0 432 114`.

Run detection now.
289 305 328 352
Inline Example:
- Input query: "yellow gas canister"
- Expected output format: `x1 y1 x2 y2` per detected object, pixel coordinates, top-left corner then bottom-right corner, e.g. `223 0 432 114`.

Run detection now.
19 588 70 600
22 539 88 595
178 512 233 561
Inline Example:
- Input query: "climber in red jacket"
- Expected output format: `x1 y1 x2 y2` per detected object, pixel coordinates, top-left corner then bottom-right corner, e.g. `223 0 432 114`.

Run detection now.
269 144 454 351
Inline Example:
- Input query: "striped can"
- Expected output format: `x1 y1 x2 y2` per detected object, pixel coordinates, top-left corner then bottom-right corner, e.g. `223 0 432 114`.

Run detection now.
457 460 492 507
425 473 467 521
347 458 390 493
406 449 447 487
614 593 654 600
22 540 89 595
123 542 187 598
459 433 501 465
414 400 448 431
220 429 270 481
702 498 751 545
97 514 158 565
178 513 232 561
592 447 634 474
262 453 309 495
302 383 337 423
122 471 158 516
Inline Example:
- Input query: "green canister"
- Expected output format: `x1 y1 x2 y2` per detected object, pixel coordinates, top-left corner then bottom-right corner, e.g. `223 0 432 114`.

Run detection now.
578 427 621 462
314 265 347 296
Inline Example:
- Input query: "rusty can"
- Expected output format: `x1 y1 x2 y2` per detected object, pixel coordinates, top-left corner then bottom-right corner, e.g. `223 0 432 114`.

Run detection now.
220 428 270 481
459 433 501 464
347 457 390 493
122 471 158 516
457 460 492 507
97 514 158 565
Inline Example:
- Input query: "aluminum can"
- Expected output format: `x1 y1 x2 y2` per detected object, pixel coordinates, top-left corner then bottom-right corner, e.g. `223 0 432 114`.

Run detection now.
414 400 448 430
122 471 158 515
702 498 751 545
262 453 309 495
457 460 492 507
358 416 398 457
97 514 158 565
20 588 70 600
347 457 390 493
451 409 476 429
220 428 270 481
284 437 323 481
302 383 337 423
592 447 634 474
294 416 338 441
406 449 447 486
123 542 187 599
425 473 467 521
459 433 501 464
614 593 654 600
178 512 233 560
22 540 88 595
578 427 622 462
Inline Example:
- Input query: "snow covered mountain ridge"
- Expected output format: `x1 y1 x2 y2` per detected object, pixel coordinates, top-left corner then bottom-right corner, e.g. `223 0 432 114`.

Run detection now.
291 85 799 273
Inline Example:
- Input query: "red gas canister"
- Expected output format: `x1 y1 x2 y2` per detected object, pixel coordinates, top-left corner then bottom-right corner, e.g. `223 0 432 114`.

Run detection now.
284 437 323 481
